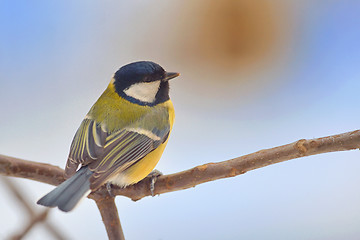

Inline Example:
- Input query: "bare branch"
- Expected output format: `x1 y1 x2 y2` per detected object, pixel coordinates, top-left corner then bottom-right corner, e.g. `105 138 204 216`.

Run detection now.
1 129 360 239
10 210 49 240
1 129 360 201
0 155 64 186
1 177 67 240
92 129 360 200
95 197 125 240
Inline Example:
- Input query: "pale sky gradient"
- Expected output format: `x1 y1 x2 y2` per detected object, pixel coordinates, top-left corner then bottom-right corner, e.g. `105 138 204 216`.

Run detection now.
1 1 360 239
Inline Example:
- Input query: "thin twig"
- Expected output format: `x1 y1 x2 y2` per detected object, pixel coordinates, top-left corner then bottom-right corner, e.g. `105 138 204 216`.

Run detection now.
10 210 49 240
1 177 67 240
0 156 64 186
95 196 125 240
1 130 360 240
93 129 360 200
1 129 360 201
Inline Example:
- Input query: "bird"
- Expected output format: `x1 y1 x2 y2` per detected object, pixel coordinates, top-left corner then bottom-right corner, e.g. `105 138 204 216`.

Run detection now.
37 61 179 212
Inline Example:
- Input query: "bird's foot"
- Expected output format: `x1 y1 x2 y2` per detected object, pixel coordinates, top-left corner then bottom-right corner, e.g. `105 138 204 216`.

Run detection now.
147 169 163 197
106 182 115 197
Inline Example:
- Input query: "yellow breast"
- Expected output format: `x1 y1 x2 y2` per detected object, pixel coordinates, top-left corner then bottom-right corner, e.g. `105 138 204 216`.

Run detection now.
108 99 175 186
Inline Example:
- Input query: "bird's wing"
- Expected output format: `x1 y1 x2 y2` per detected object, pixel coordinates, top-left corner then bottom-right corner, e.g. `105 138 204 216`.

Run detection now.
65 109 170 189
65 118 108 178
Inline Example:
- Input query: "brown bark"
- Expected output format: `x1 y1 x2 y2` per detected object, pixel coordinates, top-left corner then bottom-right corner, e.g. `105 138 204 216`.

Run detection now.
92 129 360 200
2 130 360 200
1 177 67 240
95 197 125 240
1 129 360 239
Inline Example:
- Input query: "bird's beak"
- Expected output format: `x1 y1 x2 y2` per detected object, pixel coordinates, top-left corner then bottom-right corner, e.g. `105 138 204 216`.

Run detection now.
164 72 180 81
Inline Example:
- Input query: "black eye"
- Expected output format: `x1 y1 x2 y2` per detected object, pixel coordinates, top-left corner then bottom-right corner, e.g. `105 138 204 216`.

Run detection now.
143 75 153 82
143 72 164 82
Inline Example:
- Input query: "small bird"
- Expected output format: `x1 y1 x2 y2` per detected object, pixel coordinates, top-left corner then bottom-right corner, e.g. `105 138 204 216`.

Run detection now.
37 61 179 212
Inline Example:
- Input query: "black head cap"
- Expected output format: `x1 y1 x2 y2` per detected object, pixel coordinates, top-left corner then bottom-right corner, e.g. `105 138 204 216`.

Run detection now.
113 61 177 106
114 61 166 86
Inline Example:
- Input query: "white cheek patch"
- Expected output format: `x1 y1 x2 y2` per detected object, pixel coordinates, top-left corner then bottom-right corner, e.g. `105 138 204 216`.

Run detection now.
124 81 160 103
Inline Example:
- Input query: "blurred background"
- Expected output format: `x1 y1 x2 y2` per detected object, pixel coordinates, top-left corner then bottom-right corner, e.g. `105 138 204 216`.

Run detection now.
1 0 360 239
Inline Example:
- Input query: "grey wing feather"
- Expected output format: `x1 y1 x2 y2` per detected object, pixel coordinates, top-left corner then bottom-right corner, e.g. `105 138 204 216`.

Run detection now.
88 129 159 189
65 109 170 189
65 119 107 178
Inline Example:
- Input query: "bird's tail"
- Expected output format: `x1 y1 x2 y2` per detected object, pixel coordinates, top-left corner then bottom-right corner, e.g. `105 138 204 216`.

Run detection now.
37 166 93 212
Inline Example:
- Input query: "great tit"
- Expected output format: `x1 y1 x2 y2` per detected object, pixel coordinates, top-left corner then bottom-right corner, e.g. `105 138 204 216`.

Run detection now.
37 61 179 212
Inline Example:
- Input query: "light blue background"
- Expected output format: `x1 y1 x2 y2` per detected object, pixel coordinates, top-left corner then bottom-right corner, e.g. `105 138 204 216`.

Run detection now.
1 1 360 239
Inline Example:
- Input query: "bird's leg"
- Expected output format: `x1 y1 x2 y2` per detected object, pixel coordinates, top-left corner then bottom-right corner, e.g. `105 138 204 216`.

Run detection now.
147 169 163 197
106 182 115 197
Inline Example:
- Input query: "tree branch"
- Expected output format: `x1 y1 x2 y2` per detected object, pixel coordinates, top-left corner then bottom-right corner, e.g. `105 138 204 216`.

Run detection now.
1 176 67 240
10 210 49 240
1 130 360 201
94 197 125 240
2 129 360 239
0 155 64 186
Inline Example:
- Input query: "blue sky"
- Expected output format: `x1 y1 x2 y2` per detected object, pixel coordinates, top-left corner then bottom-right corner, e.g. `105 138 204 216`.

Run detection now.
1 1 360 239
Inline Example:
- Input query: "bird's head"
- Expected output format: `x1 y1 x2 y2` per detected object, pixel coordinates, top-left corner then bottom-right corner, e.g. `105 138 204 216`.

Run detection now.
113 61 179 106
